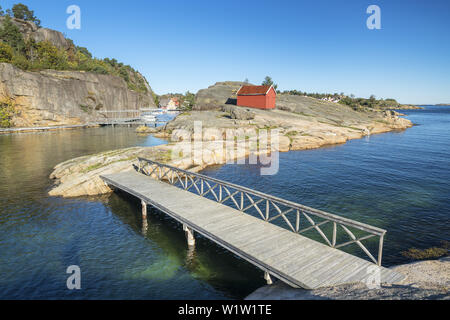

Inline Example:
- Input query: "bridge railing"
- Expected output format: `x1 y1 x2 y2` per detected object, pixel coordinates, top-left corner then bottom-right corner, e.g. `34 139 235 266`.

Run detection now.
137 158 387 266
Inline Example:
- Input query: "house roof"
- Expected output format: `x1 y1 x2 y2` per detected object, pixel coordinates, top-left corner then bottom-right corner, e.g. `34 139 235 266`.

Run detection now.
237 85 274 96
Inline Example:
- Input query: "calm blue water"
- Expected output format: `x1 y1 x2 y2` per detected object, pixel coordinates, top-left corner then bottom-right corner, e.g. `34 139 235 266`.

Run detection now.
0 127 263 300
0 106 449 299
202 106 450 266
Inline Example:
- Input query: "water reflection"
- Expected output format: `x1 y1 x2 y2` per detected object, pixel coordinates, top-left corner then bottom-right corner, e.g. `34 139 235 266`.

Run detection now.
0 127 263 299
106 191 265 299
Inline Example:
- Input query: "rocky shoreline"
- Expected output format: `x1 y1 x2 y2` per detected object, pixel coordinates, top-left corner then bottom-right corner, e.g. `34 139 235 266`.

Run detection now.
246 257 449 300
48 104 412 198
44 101 450 301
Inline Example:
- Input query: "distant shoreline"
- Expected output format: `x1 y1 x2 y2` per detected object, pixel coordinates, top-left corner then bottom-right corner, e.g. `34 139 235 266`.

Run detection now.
394 105 425 110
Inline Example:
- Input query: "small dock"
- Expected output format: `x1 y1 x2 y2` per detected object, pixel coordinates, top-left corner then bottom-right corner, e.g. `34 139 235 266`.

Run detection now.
0 124 99 134
101 158 405 289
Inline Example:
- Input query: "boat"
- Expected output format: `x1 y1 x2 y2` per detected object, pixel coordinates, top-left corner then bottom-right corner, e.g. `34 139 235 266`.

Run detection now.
141 113 157 122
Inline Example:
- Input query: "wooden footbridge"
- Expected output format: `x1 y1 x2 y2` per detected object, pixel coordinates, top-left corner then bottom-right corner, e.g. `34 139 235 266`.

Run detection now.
101 158 405 289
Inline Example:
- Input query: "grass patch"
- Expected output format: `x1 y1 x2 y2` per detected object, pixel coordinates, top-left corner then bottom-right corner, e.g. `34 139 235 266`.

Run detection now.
256 125 279 134
338 125 362 131
157 150 173 163
216 113 230 119
286 131 299 137
83 163 104 173
82 155 138 173
294 112 313 117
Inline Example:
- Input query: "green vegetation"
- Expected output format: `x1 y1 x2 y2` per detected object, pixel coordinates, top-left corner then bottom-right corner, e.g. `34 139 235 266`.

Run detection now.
0 3 41 26
294 111 313 117
286 131 299 137
152 92 160 108
283 88 408 112
339 95 406 111
283 90 344 101
0 96 16 128
0 4 148 93
181 91 195 110
83 163 104 173
0 42 13 62
79 104 92 114
9 3 41 26
262 76 278 91
338 125 362 131
83 156 138 173
401 241 449 261
156 91 195 110
158 150 173 163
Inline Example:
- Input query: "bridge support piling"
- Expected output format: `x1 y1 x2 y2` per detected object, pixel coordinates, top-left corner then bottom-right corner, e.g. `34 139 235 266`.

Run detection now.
141 200 148 234
183 225 196 247
264 272 273 285
141 200 147 220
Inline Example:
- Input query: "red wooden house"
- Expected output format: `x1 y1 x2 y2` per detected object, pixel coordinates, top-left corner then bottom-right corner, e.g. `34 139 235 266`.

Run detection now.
236 85 277 110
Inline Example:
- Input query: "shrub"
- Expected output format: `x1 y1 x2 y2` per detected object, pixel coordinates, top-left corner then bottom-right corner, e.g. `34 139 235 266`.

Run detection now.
76 46 92 59
11 53 29 69
0 42 13 62
36 41 68 69
0 15 26 53
0 96 16 128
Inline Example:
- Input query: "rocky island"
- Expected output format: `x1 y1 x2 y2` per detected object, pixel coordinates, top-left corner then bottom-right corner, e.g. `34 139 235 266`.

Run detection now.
48 81 412 198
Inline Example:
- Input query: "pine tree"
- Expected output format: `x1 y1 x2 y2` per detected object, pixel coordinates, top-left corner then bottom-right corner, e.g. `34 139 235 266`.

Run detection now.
11 3 41 27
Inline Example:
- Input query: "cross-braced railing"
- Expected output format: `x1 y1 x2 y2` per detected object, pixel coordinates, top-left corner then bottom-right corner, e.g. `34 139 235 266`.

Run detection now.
137 158 387 266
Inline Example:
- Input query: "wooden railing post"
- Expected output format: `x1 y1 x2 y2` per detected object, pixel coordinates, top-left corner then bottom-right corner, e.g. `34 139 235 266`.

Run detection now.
378 234 385 266
332 222 337 248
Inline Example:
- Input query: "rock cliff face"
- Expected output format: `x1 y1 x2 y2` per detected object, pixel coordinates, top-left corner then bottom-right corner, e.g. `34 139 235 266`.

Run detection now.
0 63 156 127
0 16 70 50
0 17 156 127
194 81 248 110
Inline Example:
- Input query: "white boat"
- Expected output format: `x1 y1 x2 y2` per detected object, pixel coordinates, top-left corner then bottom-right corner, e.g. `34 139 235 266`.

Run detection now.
141 114 157 122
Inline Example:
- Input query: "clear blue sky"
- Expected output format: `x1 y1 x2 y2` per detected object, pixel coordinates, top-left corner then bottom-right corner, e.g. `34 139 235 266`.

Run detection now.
2 0 449 104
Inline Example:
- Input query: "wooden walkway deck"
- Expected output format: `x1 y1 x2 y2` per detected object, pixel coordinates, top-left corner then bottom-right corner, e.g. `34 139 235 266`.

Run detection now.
101 163 405 289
